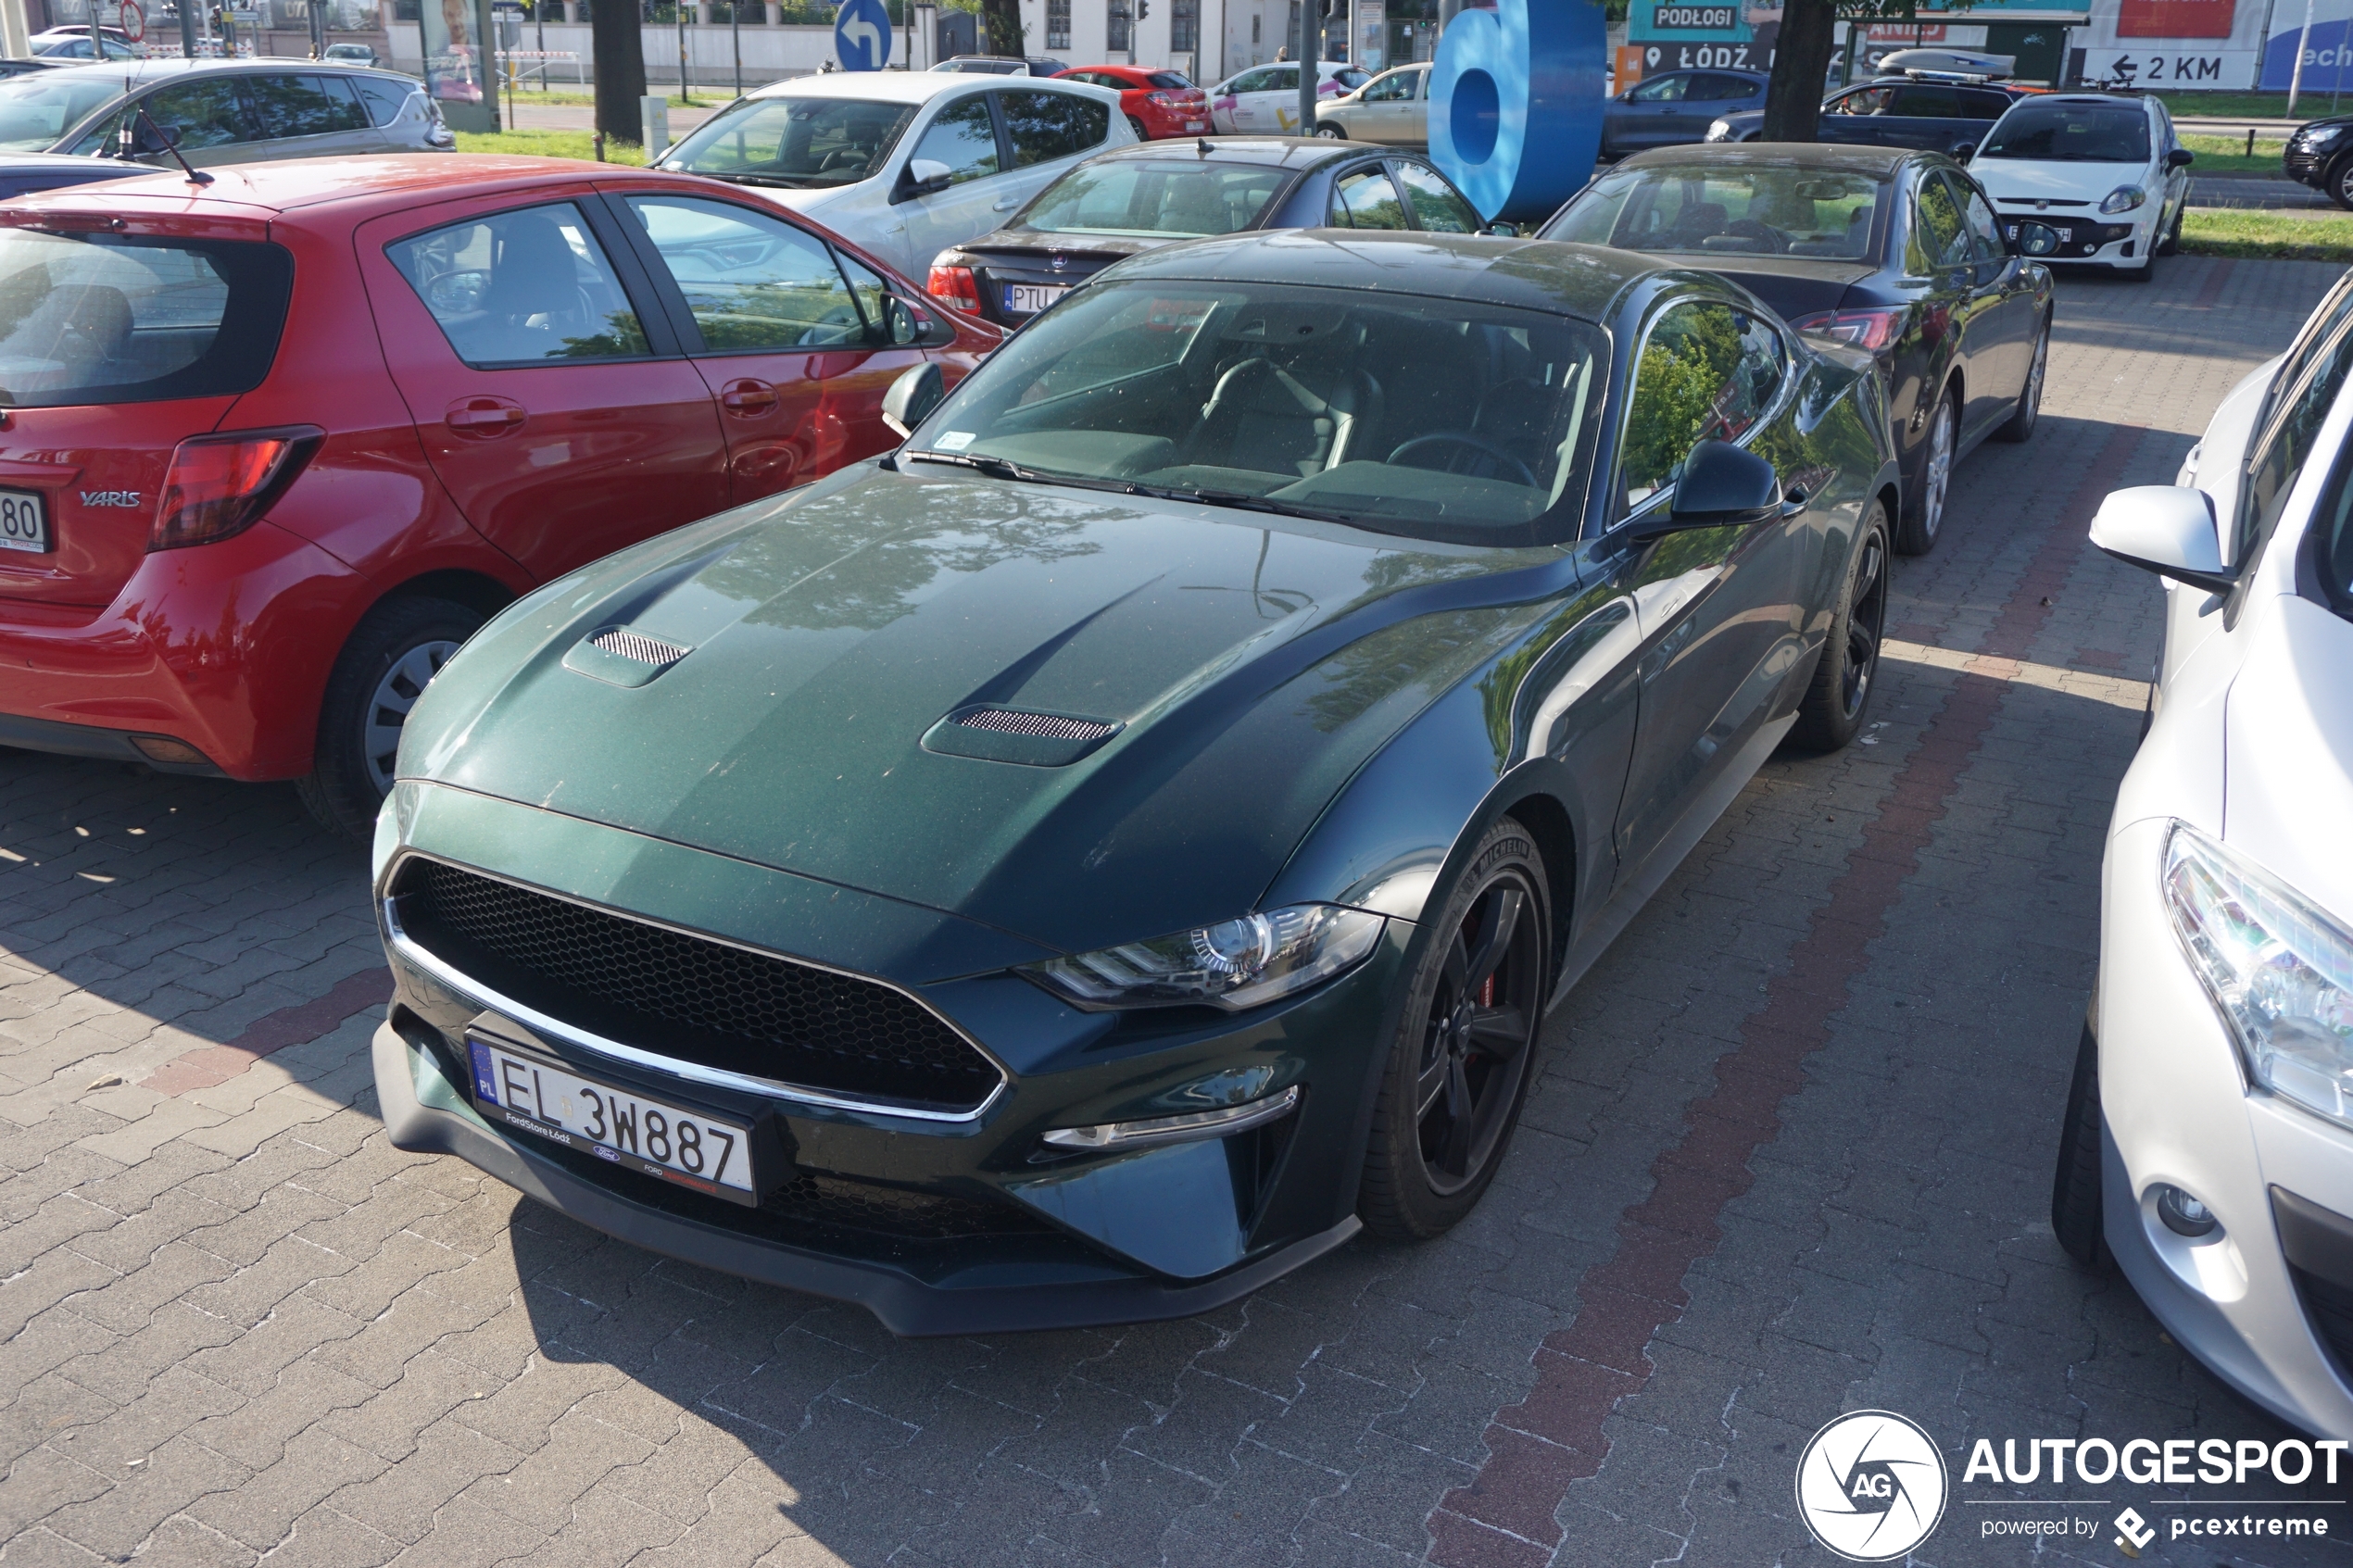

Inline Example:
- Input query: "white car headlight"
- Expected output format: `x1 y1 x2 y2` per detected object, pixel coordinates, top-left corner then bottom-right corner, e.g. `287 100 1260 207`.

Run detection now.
1705 118 1733 142
1026 903 1385 1011
2163 822 2353 1130
2101 183 2147 215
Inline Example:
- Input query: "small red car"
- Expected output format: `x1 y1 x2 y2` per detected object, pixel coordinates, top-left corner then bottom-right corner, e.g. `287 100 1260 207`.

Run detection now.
1052 66 1211 140
0 155 995 837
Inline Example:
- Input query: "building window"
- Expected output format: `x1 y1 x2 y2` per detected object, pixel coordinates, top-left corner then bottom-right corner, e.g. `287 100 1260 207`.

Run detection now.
1171 0 1194 50
1108 0 1129 49
1251 11 1259 42
1048 0 1070 48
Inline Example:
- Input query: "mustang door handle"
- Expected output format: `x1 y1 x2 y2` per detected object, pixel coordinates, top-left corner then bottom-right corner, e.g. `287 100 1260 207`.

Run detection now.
720 378 781 415
446 396 526 436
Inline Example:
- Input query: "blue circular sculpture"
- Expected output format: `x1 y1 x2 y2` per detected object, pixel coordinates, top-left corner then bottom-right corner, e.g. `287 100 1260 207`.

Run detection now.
1428 0 1607 224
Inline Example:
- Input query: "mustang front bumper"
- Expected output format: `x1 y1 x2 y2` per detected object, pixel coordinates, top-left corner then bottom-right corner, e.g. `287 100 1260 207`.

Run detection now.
372 781 1405 1334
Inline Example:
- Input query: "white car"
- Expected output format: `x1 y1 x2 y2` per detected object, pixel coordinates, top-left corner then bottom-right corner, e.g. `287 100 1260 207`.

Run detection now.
1207 60 1368 134
1314 61 1428 144
655 70 1131 282
2054 270 2353 1438
1967 91 2193 281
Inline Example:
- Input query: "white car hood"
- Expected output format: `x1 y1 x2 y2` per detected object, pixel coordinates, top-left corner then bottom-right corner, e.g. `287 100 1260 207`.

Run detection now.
1971 158 2147 204
2223 593 2353 921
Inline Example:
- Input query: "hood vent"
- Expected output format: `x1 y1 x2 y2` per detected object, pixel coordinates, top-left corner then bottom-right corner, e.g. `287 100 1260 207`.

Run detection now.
922 705 1123 767
563 624 694 688
591 628 689 668
955 709 1117 743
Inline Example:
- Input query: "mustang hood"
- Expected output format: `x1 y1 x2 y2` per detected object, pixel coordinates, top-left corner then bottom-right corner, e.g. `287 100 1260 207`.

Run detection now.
406 463 1560 953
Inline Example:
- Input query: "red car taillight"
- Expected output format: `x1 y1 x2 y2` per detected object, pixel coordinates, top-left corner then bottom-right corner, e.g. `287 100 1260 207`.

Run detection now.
1147 90 1175 105
927 263 982 314
1786 307 1906 354
150 426 323 551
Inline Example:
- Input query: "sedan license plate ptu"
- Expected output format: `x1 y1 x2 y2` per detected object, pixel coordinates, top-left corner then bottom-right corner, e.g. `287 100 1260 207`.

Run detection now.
1005 282 1069 316
0 486 47 553
466 1029 761 1205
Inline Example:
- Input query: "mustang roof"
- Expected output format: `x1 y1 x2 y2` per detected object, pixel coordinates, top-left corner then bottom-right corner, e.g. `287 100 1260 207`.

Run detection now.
1105 229 1677 322
1616 142 1920 177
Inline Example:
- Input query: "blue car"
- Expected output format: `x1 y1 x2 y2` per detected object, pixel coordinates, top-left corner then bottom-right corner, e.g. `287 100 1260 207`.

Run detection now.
0 150 149 199
1603 68 1768 158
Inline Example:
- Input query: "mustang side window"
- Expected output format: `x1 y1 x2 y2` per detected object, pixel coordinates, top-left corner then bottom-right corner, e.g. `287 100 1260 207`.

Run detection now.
388 202 649 368
1621 301 1776 513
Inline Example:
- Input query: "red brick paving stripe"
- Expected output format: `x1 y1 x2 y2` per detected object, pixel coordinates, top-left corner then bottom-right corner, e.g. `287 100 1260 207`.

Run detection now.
137 967 393 1097
1426 423 2149 1562
2191 257 2237 311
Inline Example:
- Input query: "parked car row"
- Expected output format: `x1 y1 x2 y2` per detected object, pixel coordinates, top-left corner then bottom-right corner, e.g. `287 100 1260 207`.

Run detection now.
0 72 2101 1341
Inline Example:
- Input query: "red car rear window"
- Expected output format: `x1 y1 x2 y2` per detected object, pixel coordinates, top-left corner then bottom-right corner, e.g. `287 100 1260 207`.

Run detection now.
1147 72 1194 89
0 230 292 408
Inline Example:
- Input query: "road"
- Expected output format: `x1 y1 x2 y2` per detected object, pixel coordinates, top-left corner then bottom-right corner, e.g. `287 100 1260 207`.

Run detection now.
0 255 2347 1567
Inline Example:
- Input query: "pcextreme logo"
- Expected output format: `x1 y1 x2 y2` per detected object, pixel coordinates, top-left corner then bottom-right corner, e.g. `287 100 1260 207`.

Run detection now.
1794 1410 1951 1562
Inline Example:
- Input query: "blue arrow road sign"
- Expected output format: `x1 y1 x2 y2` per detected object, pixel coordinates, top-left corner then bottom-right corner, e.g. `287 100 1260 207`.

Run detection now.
835 0 891 71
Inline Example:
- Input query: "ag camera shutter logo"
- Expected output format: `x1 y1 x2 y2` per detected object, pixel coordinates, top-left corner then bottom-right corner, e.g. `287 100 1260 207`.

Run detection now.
1794 1410 1950 1562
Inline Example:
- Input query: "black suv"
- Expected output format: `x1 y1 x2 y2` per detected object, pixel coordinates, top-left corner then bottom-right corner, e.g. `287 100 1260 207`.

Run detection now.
2285 115 2353 208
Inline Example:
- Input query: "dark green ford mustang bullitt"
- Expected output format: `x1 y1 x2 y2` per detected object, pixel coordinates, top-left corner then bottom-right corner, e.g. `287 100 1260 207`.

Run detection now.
371 230 1899 1334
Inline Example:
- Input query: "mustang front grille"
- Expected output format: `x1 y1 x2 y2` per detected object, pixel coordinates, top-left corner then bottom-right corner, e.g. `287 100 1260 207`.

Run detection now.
389 859 1002 1113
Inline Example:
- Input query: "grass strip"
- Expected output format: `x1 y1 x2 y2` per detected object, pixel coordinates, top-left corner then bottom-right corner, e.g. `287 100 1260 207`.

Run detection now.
452 129 649 164
2181 207 2353 260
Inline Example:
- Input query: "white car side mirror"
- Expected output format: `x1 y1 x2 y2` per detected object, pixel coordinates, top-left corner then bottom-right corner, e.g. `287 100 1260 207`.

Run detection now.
907 157 954 195
2090 484 2234 594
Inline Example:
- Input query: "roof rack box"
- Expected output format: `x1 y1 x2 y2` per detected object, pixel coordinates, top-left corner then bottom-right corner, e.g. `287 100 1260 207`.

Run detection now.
1878 47 2016 81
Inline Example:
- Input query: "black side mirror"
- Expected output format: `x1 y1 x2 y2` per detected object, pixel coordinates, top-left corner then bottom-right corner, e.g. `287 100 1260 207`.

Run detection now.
2008 219 2060 257
882 361 945 437
1951 141 1977 160
2167 146 2195 168
1485 220 1518 237
1646 440 1781 533
116 116 176 157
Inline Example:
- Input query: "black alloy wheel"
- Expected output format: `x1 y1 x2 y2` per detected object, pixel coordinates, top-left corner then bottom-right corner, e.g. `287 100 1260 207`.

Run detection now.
1994 318 2047 444
1791 500 1889 753
1359 820 1548 1239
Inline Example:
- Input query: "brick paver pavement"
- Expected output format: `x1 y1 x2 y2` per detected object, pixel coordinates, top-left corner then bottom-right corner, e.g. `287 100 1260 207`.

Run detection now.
2 256 2347 1567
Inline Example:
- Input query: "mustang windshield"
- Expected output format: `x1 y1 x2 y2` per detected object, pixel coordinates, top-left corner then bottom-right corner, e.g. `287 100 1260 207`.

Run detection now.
1543 165 1884 260
1979 100 2151 163
660 96 917 187
908 282 1604 545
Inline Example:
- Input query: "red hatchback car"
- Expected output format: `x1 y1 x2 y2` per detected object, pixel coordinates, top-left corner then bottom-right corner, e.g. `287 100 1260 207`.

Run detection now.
1052 66 1211 140
0 155 996 837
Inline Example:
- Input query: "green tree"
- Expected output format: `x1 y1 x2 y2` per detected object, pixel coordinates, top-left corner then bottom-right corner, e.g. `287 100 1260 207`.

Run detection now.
592 0 649 145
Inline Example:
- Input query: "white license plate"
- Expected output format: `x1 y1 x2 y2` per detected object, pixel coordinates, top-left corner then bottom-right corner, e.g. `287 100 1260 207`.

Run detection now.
0 487 46 553
1184 119 1207 132
1005 282 1069 316
467 1034 759 1204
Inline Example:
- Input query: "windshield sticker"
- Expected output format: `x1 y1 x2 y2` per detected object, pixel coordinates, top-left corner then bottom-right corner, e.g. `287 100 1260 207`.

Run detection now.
935 431 976 450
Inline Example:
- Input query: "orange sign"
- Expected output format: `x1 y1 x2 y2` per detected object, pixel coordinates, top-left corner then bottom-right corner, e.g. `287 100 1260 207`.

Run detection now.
1615 43 1646 86
2118 0 2233 37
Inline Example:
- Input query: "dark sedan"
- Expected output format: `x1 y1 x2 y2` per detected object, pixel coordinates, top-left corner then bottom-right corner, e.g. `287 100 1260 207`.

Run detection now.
0 149 147 197
1603 69 1768 158
370 232 1900 1333
926 135 1489 327
1708 75 2026 157
2284 114 2353 208
1541 143 2055 555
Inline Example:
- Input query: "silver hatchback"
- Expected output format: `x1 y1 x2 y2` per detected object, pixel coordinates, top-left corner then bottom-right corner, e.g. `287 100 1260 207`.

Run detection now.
0 58 453 169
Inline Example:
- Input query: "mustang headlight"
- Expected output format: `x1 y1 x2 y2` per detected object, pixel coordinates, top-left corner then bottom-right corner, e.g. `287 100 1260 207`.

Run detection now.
1705 118 1733 142
1026 904 1386 1011
2163 823 2353 1130
2100 183 2147 215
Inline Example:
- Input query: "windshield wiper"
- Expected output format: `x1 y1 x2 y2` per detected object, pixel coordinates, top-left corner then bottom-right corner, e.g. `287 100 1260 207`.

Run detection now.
702 170 822 188
1125 483 1350 524
905 452 1139 496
